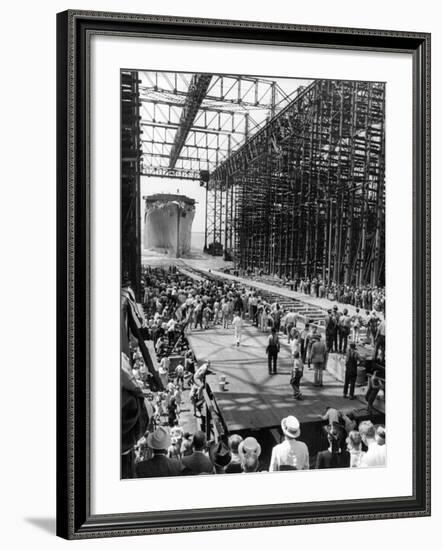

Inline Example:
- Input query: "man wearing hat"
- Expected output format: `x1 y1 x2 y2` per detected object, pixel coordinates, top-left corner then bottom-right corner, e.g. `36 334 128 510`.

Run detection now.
209 440 232 474
269 416 309 471
135 427 184 478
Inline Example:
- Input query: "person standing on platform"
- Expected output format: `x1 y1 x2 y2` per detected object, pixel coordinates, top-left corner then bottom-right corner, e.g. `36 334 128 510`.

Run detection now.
300 323 309 363
241 291 248 320
266 327 280 375
158 355 170 389
174 362 185 390
194 362 209 400
194 300 203 330
338 308 351 354
325 309 337 352
351 308 363 344
290 351 304 400
202 303 212 330
373 317 386 362
305 325 318 369
365 370 384 413
311 334 328 387
213 299 220 325
260 306 269 332
221 298 230 328
367 311 379 347
273 304 282 333
232 312 243 347
289 332 300 359
285 309 298 340
233 293 243 318
343 342 360 399
249 293 258 326
332 305 340 352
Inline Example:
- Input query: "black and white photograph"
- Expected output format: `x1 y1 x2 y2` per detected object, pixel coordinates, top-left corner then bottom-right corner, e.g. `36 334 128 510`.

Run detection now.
121 71 386 479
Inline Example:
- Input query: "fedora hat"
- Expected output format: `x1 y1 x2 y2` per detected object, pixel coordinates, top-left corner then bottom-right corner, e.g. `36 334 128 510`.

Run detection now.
281 415 301 439
147 427 171 450
238 437 261 458
209 441 232 468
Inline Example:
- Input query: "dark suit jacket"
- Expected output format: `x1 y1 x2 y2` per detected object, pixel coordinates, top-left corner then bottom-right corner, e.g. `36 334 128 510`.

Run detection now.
136 454 184 478
315 450 350 469
310 341 327 364
182 452 215 475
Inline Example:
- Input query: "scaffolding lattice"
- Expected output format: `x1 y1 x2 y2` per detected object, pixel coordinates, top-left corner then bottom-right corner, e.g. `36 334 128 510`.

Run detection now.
208 79 385 286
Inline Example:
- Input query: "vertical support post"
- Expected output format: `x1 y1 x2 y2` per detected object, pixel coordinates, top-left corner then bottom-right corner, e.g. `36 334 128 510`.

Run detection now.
204 183 208 252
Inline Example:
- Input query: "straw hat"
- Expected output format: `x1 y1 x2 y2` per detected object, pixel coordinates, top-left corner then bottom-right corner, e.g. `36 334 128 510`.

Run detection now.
146 427 171 450
238 437 261 459
281 415 301 439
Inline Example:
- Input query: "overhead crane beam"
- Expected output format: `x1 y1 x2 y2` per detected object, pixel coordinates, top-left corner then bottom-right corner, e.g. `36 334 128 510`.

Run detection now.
141 121 242 136
169 74 213 169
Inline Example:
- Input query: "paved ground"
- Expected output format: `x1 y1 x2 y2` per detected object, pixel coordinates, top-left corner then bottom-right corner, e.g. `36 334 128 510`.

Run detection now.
187 320 368 432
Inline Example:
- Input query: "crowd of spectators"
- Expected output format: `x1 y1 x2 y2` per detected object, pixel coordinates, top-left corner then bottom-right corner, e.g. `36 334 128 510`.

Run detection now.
242 268 385 313
132 413 386 477
121 266 386 479
293 276 385 314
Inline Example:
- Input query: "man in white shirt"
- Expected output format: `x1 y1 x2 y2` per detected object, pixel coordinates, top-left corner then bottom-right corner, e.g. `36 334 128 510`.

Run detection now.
194 362 210 399
358 420 386 467
269 416 309 471
319 406 341 427
232 313 243 346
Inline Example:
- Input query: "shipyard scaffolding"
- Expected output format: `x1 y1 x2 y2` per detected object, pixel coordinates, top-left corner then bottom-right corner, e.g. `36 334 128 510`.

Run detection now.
137 72 298 256
121 70 142 299
208 80 385 286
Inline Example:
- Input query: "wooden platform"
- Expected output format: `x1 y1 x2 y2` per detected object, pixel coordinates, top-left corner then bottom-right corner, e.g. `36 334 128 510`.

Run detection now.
187 322 368 433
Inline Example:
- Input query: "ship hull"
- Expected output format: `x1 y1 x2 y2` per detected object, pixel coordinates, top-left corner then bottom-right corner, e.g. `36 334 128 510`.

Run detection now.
144 196 195 257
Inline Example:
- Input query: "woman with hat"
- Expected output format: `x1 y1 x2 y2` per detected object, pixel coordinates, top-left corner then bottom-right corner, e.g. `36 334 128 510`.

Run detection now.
238 437 263 473
269 416 309 471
